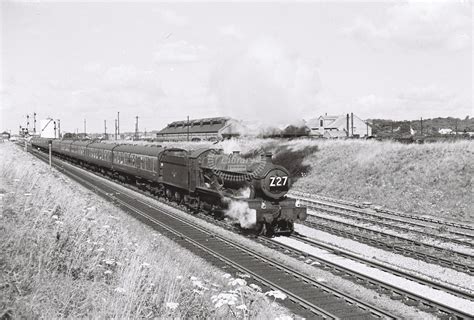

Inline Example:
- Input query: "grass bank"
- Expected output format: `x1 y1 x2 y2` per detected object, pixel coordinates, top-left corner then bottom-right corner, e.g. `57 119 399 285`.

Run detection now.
264 139 473 223
0 143 291 319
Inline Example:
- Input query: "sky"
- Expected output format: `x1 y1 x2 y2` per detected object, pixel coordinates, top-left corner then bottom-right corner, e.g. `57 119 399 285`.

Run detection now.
1 0 472 133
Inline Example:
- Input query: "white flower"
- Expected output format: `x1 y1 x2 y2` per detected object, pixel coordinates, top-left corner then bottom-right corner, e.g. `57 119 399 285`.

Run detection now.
211 293 238 308
97 248 105 252
190 276 198 281
249 284 262 292
237 273 251 278
114 287 126 294
24 193 32 196
103 259 115 265
104 270 113 275
192 280 208 290
229 278 247 287
236 304 248 311
166 302 179 310
265 290 287 300
176 275 183 280
51 215 59 220
141 262 150 268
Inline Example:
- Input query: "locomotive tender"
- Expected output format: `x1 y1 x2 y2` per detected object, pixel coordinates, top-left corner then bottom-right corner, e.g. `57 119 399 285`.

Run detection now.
31 137 306 235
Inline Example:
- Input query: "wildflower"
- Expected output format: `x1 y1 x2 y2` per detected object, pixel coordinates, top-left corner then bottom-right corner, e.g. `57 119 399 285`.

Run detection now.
51 215 59 220
236 304 248 311
97 248 105 252
265 290 287 300
229 278 247 287
114 287 126 294
192 280 208 290
104 270 113 275
190 276 198 281
141 262 150 268
237 273 251 278
55 221 63 225
222 273 232 279
249 284 262 292
176 275 183 280
166 302 179 310
211 293 238 308
24 193 32 196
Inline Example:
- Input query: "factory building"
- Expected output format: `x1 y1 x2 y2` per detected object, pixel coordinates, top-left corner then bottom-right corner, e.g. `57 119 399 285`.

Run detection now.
156 117 244 142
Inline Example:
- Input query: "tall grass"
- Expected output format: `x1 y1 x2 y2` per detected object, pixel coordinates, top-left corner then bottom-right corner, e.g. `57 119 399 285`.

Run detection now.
0 143 291 319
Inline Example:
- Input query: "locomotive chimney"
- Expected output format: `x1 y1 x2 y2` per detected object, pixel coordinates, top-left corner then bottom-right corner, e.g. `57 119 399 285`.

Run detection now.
261 152 273 163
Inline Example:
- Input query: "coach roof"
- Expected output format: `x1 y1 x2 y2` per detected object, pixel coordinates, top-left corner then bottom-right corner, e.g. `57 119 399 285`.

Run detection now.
114 144 164 156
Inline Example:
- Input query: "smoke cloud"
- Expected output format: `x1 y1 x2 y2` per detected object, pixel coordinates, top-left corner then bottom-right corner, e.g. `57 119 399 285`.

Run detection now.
223 198 256 229
210 38 321 127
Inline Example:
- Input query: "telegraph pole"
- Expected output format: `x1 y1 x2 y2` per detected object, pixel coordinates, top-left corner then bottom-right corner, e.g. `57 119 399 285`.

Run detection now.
115 119 118 140
57 119 61 139
104 120 107 140
33 112 37 134
135 116 139 140
187 116 190 141
84 119 87 138
26 114 30 134
117 112 120 138
53 120 57 139
420 117 423 136
351 112 354 137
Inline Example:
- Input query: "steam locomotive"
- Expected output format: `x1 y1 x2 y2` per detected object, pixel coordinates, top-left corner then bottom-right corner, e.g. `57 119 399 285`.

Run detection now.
31 138 307 236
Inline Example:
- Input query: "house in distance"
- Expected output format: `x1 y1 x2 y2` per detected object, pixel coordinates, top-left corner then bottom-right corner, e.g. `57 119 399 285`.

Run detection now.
307 113 372 138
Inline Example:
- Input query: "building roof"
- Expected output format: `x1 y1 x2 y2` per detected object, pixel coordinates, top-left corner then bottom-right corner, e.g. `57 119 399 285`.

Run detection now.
158 117 231 135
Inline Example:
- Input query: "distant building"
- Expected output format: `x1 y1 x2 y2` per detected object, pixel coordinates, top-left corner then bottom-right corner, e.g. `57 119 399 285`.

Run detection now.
1 131 11 140
307 113 372 138
156 117 245 142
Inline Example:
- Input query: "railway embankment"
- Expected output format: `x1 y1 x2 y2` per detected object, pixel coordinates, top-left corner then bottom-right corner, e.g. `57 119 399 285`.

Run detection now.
0 143 291 319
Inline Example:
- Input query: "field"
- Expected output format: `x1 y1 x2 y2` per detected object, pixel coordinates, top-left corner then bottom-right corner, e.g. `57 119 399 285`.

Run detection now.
0 142 291 319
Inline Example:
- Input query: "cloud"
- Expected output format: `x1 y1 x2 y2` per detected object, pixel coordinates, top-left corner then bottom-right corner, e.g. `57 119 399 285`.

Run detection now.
343 1 472 51
153 9 188 27
210 38 320 125
219 25 245 39
353 86 471 120
153 41 210 64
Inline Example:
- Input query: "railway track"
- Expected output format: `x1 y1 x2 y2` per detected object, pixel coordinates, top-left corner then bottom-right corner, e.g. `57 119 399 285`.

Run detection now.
26 145 396 319
289 191 474 237
302 217 474 274
257 235 473 319
299 199 474 249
